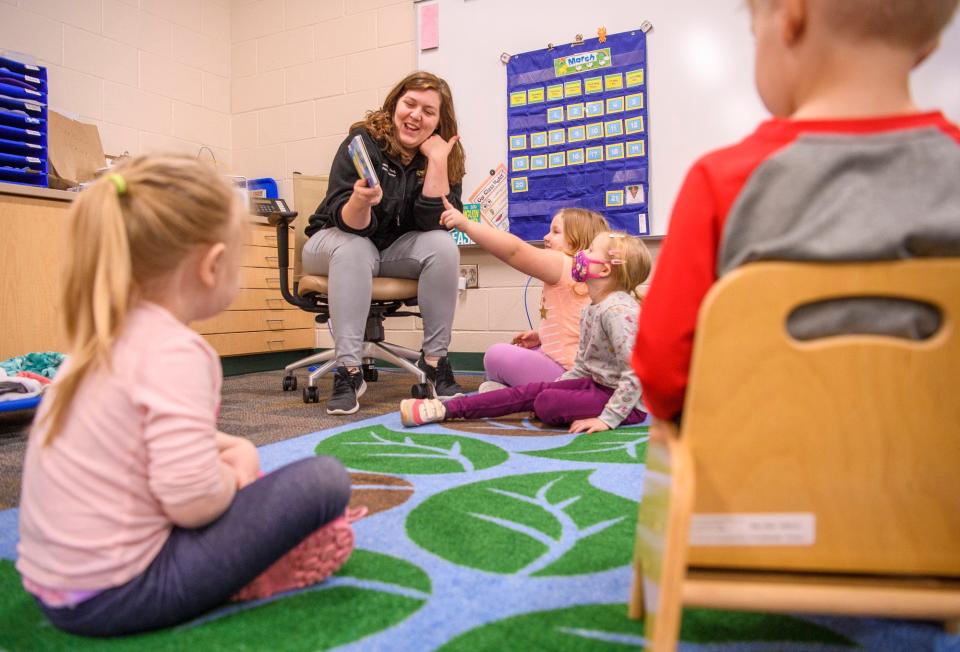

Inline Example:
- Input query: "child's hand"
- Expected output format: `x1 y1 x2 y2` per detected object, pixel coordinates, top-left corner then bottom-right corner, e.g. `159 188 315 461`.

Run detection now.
439 195 468 230
569 418 610 434
217 432 261 488
420 133 460 162
351 178 383 207
511 330 540 348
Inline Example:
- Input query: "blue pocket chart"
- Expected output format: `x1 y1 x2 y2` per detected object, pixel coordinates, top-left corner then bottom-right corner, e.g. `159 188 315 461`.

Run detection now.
506 29 650 237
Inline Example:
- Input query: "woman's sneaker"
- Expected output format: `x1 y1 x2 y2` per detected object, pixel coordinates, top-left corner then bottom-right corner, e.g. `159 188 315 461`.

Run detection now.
326 367 366 415
231 506 367 603
400 398 446 427
478 380 507 393
416 354 464 399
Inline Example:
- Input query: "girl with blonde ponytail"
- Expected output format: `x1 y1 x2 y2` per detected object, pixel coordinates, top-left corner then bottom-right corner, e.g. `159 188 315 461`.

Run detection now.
18 154 358 637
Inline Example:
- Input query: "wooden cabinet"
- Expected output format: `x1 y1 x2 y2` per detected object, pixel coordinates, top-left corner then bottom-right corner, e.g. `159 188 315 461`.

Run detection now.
195 222 317 356
0 183 316 360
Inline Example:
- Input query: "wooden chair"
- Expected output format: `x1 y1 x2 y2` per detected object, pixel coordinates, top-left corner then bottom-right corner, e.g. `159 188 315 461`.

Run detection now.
629 259 960 651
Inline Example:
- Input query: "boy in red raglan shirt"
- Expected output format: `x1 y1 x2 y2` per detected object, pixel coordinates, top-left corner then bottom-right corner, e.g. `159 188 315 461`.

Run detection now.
633 0 960 424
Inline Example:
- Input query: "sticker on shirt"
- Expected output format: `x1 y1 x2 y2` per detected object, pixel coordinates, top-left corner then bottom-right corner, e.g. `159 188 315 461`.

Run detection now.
548 151 566 168
586 122 604 140
509 90 527 107
585 100 605 118
527 87 545 104
530 154 548 170
625 184 645 205
604 119 624 138
605 142 625 160
604 72 624 91
586 145 604 163
626 140 646 157
566 102 584 121
547 83 564 101
626 92 644 110
625 116 645 135
567 125 586 142
605 96 625 114
511 155 529 172
511 177 528 193
605 189 625 207
567 148 585 165
626 69 645 87
585 76 604 94
547 106 565 124
531 131 548 148
509 134 527 151
548 128 565 146
563 79 583 98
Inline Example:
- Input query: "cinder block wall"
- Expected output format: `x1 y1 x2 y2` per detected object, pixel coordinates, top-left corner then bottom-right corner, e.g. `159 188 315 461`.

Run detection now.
0 0 233 172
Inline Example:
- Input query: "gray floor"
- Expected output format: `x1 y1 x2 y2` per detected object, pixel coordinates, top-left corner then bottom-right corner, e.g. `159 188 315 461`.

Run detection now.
0 368 481 510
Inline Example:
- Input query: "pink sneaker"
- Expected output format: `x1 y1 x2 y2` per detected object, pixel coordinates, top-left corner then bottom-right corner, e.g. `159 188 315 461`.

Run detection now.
400 398 446 427
231 506 367 602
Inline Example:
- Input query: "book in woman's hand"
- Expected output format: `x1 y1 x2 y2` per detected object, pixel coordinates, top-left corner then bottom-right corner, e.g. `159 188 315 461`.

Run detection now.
348 134 379 187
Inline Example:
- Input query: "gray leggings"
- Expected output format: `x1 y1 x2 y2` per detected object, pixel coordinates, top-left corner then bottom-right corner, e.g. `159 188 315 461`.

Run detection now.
302 228 460 367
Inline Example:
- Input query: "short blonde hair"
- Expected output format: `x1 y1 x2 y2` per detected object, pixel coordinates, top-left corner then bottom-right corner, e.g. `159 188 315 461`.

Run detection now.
40 154 235 444
788 0 958 50
557 207 610 254
606 232 652 299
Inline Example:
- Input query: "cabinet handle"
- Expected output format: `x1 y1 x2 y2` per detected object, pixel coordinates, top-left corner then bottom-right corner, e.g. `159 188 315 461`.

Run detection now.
266 319 284 328
263 235 277 242
267 339 285 350
266 277 280 284
266 298 283 308
265 256 279 263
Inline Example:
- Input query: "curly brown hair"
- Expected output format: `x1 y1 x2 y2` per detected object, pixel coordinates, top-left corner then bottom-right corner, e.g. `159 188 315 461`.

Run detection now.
351 71 466 184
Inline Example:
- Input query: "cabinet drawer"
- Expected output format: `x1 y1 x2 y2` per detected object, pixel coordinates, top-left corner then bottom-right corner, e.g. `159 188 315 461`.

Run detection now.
240 267 292 289
241 244 293 268
228 288 288 311
203 328 316 356
193 309 316 335
245 223 293 248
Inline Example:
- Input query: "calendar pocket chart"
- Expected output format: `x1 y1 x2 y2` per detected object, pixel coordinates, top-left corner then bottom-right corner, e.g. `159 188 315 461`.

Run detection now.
506 29 650 238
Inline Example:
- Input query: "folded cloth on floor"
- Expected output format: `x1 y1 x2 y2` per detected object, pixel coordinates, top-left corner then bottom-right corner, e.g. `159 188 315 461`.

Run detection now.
0 369 43 402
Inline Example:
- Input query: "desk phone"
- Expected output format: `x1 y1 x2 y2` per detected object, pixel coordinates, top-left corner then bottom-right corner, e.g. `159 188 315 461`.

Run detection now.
251 197 297 225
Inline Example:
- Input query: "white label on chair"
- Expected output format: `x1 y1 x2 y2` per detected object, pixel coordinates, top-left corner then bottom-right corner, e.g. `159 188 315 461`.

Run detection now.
689 513 815 546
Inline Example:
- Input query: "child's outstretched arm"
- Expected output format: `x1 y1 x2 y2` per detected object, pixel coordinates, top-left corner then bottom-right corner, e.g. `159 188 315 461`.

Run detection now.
440 196 567 284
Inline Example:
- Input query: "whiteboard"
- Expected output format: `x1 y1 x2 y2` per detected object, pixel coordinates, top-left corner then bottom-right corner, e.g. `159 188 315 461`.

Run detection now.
419 0 960 236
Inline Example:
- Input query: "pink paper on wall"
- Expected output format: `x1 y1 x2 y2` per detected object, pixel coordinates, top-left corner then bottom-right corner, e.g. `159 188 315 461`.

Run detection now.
419 3 439 50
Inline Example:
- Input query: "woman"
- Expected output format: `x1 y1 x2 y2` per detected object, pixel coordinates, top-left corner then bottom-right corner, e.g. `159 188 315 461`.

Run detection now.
303 71 466 415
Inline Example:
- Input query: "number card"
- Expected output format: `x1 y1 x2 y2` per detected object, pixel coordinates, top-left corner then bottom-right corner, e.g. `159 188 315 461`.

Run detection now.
606 96 624 113
604 119 624 137
585 100 605 117
531 154 548 170
547 107 565 123
626 93 644 110
512 177 528 193
568 125 586 142
549 128 566 146
626 140 646 157
509 134 527 151
566 103 585 121
625 116 645 134
586 122 604 139
586 145 604 163
548 151 566 168
567 148 585 165
531 131 548 148
511 155 530 171
605 142 625 159
605 189 625 206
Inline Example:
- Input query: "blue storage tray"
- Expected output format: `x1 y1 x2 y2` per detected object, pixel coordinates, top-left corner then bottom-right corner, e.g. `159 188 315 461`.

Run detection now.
0 65 47 95
0 123 43 144
0 136 43 156
0 80 44 102
0 167 46 185
0 151 43 168
0 107 44 130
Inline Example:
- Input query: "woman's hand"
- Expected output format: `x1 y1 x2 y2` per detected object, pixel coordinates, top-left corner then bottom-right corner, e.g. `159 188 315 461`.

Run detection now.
216 432 261 489
420 133 460 162
569 418 610 434
511 330 540 348
350 178 383 208
439 195 468 230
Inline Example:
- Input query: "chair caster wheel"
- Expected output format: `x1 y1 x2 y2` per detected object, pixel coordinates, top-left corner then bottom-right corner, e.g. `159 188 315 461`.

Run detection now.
303 386 320 403
362 366 379 382
411 383 431 399
282 375 297 391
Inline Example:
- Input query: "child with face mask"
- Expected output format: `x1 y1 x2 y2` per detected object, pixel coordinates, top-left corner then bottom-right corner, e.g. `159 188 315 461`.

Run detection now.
400 232 651 434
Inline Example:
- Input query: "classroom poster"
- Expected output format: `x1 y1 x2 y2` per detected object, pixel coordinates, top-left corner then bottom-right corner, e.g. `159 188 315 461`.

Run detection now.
506 29 650 239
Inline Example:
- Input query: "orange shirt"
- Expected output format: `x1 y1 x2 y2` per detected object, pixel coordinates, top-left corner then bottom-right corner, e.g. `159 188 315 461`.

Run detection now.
538 253 590 369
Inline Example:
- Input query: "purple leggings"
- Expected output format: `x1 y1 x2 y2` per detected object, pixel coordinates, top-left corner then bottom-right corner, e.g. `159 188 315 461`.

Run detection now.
444 376 646 426
483 343 566 386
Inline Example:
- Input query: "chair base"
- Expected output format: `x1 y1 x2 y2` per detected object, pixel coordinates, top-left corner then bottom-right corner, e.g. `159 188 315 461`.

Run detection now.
284 341 427 389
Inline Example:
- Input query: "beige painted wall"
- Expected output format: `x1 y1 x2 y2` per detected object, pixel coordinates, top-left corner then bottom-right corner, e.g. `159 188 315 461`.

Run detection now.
1 0 659 356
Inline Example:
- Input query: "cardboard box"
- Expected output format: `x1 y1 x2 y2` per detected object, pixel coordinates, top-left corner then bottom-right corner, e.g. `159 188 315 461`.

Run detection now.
47 110 106 189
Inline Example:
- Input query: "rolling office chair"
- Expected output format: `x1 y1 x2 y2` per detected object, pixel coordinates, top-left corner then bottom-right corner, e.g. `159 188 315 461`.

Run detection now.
267 173 432 404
